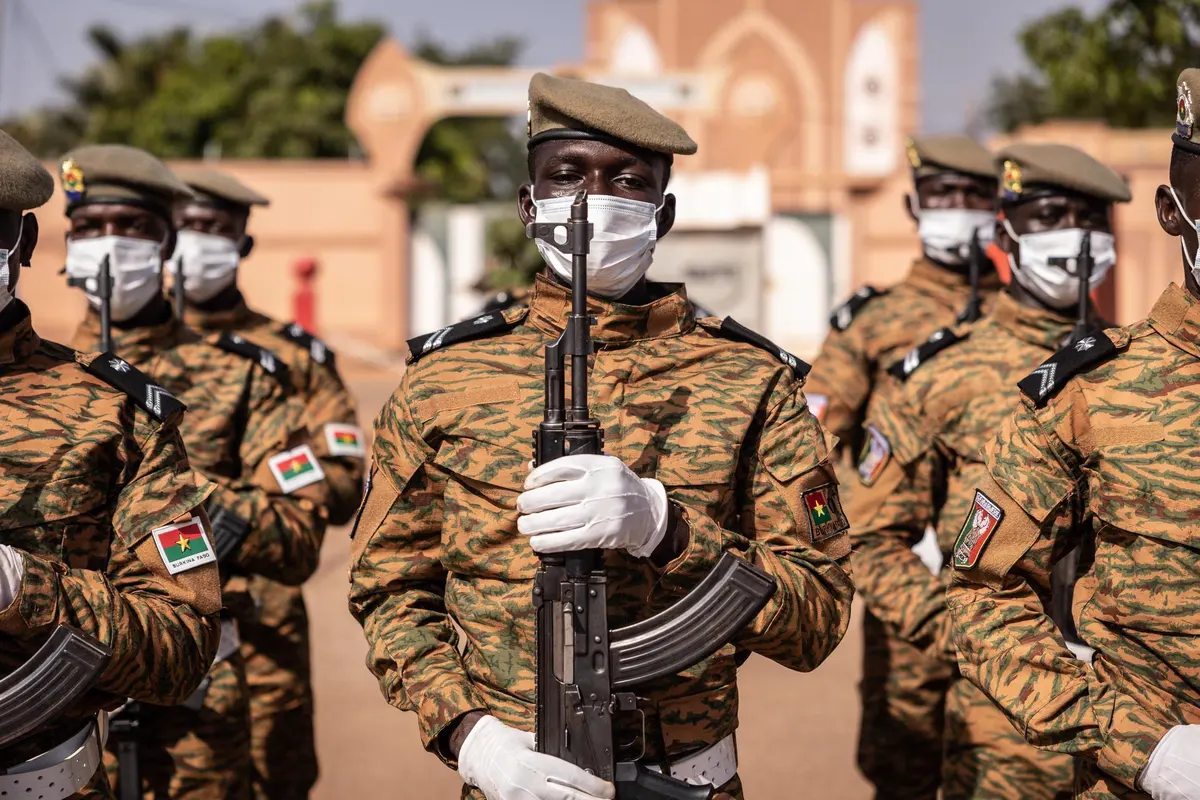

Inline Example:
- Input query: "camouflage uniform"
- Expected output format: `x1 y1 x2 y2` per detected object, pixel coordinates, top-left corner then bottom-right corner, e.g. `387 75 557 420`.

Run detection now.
349 275 855 799
184 292 363 799
807 257 1001 798
948 283 1200 799
848 291 1084 799
0 300 222 800
71 311 329 800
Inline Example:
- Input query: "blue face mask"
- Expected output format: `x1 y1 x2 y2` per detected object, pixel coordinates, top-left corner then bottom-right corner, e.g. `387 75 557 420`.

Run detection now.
1169 186 1200 279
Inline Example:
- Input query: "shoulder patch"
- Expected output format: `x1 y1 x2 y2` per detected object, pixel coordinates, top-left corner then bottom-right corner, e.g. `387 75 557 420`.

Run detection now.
407 311 519 363
281 322 336 369
214 332 291 385
1017 329 1117 408
952 490 1004 569
887 327 966 382
830 286 886 332
81 352 186 422
701 317 810 378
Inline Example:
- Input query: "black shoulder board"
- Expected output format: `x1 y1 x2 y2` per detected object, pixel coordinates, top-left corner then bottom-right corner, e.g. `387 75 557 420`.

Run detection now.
830 286 886 332
281 322 336 369
1018 330 1117 408
407 311 517 362
214 332 291 385
714 317 810 379
887 327 965 382
84 352 186 422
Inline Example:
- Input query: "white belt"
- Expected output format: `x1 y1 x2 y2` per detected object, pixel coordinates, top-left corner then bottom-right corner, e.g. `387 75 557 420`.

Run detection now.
647 733 737 788
0 718 103 798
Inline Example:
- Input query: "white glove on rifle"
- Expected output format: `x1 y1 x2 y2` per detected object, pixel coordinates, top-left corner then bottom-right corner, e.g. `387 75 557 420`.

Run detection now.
517 454 670 558
457 714 616 800
1140 725 1200 800
0 543 25 609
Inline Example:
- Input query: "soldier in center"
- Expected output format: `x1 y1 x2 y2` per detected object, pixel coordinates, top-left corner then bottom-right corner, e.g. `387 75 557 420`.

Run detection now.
846 143 1130 799
60 144 330 799
349 72 855 800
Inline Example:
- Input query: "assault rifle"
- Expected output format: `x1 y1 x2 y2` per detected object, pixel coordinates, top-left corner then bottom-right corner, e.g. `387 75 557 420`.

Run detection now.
526 192 777 799
173 260 187 321
956 230 984 324
66 254 113 353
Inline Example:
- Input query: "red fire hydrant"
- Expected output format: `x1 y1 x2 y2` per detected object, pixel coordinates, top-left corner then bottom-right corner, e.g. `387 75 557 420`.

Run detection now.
293 257 318 334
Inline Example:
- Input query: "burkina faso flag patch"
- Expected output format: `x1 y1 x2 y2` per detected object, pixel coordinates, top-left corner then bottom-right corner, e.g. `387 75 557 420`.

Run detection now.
268 444 326 494
324 422 366 458
151 517 216 575
802 484 849 543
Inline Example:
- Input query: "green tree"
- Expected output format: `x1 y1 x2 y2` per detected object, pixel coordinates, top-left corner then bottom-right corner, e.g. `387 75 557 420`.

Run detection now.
988 0 1200 132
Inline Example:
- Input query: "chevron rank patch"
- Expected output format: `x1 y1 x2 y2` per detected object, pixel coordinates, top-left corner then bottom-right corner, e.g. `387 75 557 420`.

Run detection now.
807 393 829 423
1018 329 1117 407
857 424 891 486
83 352 185 422
268 445 326 494
282 322 335 368
214 332 291 385
887 327 965 381
407 312 518 363
802 484 849 542
325 423 366 458
829 286 885 332
710 317 810 378
151 516 216 575
952 490 1004 569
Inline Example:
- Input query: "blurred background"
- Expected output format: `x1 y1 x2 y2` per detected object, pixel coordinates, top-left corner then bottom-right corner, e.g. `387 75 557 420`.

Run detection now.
3 1 1195 796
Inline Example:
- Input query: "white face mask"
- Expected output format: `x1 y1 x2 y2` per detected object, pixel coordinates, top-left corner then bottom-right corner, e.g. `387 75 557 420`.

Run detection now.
532 194 661 298
1002 219 1115 310
1167 187 1200 282
168 230 241 303
0 218 25 315
912 199 995 266
66 235 165 322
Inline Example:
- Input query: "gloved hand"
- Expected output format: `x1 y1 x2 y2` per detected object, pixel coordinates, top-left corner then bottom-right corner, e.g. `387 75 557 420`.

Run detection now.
517 454 669 558
0 543 25 609
1140 725 1200 800
457 714 616 800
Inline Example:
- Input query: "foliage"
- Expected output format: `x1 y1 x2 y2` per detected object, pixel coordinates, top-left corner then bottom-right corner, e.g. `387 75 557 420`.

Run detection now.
481 216 543 293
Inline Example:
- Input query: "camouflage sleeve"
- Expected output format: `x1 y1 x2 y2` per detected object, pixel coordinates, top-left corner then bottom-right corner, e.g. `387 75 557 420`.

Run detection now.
805 327 870 444
845 389 948 656
0 413 222 705
302 359 365 526
212 373 329 585
652 377 854 673
947 389 1167 788
347 375 486 764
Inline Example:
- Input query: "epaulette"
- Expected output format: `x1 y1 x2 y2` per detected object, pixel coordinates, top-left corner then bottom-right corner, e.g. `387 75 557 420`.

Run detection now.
1018 329 1118 408
887 327 966 381
281 322 336 369
830 286 886 332
406 310 521 363
701 317 810 379
213 332 291 385
80 352 185 422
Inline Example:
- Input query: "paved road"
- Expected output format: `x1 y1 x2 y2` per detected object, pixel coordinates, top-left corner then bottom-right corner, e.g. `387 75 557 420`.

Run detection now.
307 370 873 799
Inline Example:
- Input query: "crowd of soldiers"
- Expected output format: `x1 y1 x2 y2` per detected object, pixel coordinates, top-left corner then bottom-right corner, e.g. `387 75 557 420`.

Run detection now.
1 59 1198 800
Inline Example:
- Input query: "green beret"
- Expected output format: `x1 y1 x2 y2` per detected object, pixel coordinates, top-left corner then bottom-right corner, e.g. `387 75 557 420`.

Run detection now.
905 135 995 181
60 144 194 217
1174 68 1200 155
997 143 1131 204
177 168 270 210
0 129 53 212
527 72 697 157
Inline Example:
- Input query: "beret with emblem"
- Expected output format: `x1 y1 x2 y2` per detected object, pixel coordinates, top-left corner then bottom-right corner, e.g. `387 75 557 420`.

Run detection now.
177 167 270 210
0 129 53 212
996 142 1131 204
527 72 697 158
59 144 194 218
1174 68 1200 155
905 135 995 181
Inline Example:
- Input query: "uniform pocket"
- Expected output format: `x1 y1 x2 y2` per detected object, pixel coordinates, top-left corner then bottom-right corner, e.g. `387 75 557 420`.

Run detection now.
0 475 109 567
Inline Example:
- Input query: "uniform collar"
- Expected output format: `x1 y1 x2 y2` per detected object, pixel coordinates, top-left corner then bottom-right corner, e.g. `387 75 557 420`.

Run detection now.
182 289 254 333
526 273 695 344
72 308 192 363
0 300 41 366
1148 283 1200 359
905 258 1003 311
988 291 1081 350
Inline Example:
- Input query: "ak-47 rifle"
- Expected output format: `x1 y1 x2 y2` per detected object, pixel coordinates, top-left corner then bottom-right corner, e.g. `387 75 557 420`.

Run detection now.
67 255 113 353
957 230 984 324
173 260 186 321
526 192 777 799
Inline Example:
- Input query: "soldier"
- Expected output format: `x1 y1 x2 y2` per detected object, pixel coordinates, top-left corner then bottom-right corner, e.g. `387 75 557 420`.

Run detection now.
171 168 364 800
60 145 329 799
847 143 1130 799
0 130 222 799
349 73 854 800
806 135 1001 800
947 70 1200 800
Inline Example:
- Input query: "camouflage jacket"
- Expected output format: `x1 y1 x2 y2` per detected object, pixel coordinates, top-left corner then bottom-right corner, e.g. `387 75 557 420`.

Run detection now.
349 275 854 776
0 301 221 759
71 310 328 587
805 257 1002 446
847 292 1078 659
948 283 1200 797
184 291 365 525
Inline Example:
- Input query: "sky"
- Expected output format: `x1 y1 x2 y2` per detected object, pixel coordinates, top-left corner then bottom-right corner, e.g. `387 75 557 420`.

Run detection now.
0 0 1106 132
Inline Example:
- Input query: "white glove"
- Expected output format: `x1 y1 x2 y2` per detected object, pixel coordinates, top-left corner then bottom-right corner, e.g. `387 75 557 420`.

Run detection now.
1141 725 1200 800
517 454 669 558
1065 640 1095 664
457 714 616 800
0 544 25 610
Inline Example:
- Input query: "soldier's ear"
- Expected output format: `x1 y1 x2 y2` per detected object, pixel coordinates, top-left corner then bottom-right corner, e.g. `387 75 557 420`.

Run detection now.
18 213 38 267
1157 185 1185 237
903 193 918 224
994 213 1015 254
517 184 535 227
656 194 676 240
239 235 254 259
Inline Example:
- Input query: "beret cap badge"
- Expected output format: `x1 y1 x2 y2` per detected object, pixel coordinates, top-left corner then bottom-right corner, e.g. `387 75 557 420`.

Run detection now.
61 158 85 203
1002 160 1023 202
905 138 921 170
1178 81 1194 140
